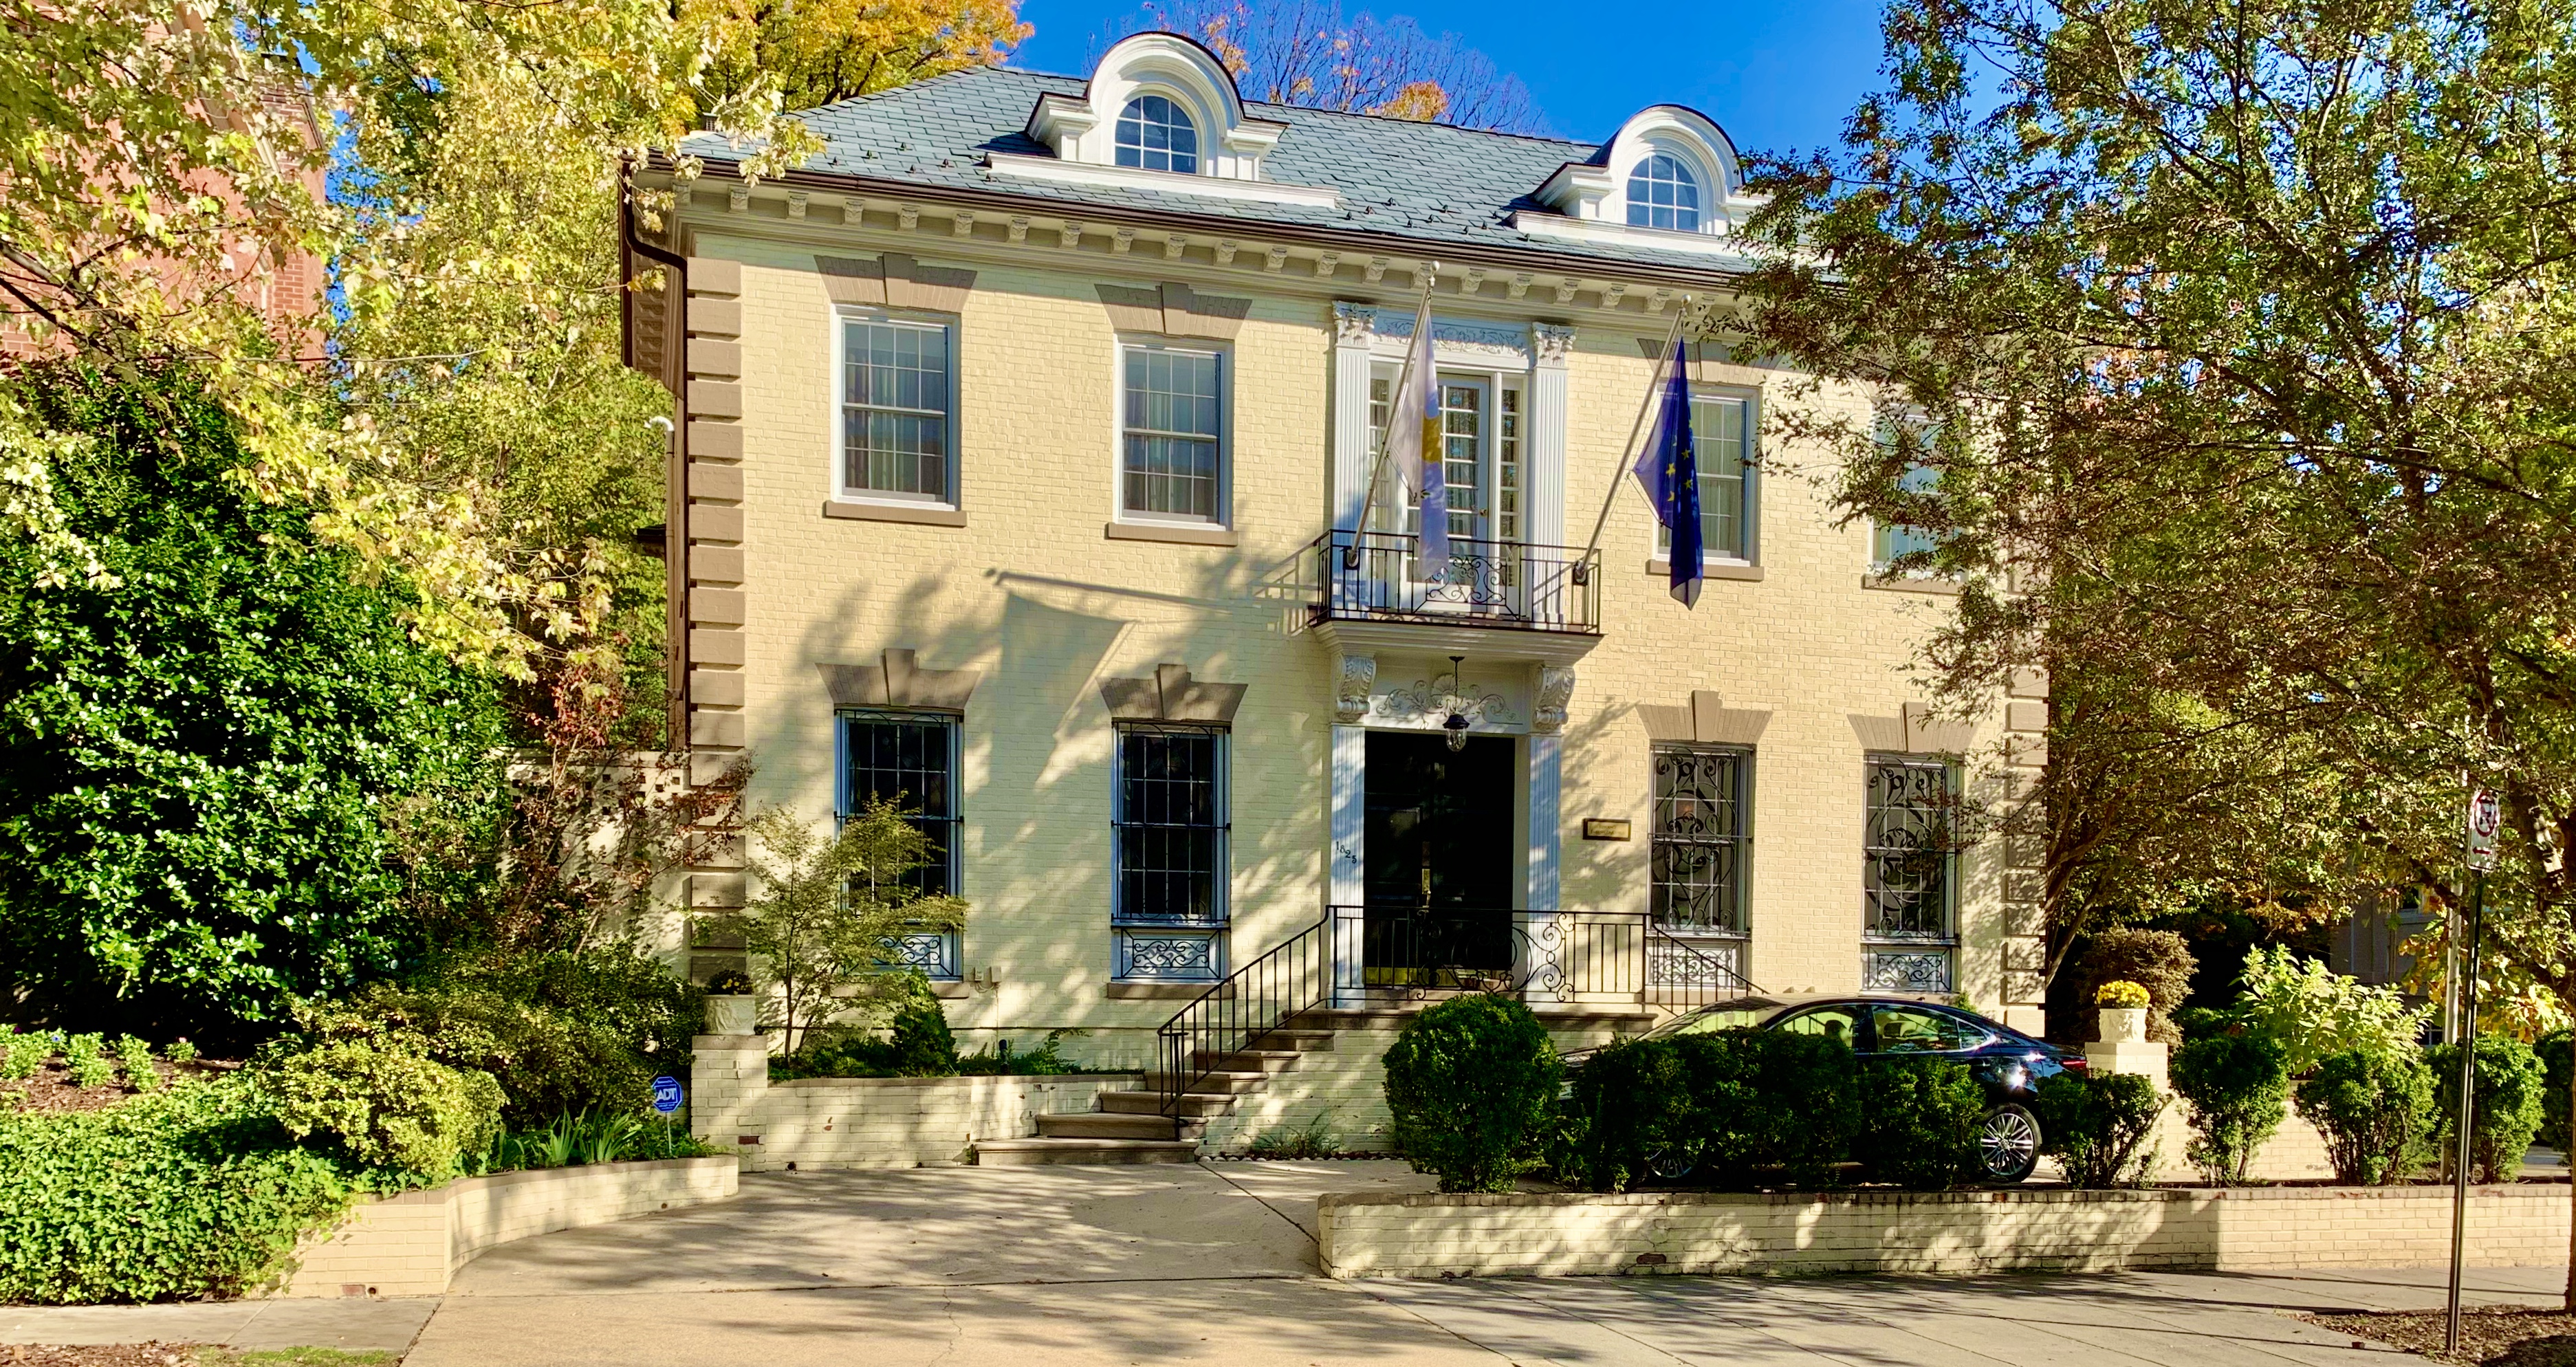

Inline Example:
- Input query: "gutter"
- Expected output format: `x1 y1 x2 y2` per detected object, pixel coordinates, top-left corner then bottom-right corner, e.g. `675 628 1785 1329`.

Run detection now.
621 176 692 750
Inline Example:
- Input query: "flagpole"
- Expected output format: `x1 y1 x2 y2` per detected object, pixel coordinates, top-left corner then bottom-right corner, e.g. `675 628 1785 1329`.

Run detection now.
1571 302 1692 584
1343 265 1439 570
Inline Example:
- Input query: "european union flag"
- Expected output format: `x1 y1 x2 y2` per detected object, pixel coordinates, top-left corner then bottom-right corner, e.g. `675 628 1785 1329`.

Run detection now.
1630 336 1702 607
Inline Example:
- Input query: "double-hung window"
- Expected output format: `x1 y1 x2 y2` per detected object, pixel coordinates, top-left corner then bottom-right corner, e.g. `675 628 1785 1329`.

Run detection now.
1648 744 1751 988
839 314 954 506
1119 341 1225 523
1657 392 1755 563
840 710 963 978
1862 754 1957 993
1111 723 1228 981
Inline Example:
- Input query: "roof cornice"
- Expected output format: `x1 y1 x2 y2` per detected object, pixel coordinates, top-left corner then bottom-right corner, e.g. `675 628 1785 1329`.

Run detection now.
678 155 1751 292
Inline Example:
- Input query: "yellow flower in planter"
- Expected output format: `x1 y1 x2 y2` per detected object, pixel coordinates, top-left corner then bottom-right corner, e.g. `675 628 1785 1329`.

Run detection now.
2096 980 2152 1009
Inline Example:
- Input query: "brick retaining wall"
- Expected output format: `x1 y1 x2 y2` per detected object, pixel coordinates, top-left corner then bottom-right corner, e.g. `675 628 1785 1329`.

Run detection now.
1316 1182 2573 1279
274 1156 739 1298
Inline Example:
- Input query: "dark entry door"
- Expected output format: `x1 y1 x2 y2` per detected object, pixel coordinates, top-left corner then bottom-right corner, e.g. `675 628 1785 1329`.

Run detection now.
1364 732 1516 985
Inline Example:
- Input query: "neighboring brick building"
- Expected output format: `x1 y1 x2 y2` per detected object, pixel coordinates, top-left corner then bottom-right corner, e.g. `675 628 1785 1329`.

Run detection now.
629 34 2049 1080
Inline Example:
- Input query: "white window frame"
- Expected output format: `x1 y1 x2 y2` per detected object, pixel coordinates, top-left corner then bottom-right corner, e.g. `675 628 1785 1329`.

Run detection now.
1112 336 1231 528
1626 151 1705 232
1113 92 1201 175
830 307 959 510
1366 360 1525 545
1655 387 1760 567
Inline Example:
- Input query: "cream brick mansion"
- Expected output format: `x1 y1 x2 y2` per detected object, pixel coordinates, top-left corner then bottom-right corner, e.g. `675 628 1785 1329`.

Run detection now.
623 34 2051 1080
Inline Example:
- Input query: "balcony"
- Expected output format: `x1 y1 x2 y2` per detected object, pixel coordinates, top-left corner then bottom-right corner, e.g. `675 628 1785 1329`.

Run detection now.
1305 530 1602 637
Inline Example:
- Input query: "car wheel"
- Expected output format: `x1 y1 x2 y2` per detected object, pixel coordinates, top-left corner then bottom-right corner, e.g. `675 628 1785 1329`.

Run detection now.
1644 1144 1697 1181
1978 1104 2040 1183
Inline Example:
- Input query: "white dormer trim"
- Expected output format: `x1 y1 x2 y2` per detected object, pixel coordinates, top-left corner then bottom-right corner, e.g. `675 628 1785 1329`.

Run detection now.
1525 105 1761 248
985 151 1341 208
1024 33 1293 182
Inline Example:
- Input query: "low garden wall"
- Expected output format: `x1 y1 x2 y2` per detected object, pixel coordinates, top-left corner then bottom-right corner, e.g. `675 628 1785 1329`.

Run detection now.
1317 1182 2571 1280
691 1034 1142 1170
274 1155 739 1298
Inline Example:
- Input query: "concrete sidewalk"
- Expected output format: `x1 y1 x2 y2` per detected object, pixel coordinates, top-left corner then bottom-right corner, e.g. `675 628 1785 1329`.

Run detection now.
7 1163 2569 1366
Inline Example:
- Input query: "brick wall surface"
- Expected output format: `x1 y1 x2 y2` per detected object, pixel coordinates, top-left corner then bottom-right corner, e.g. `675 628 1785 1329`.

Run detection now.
688 1048 1144 1171
675 216 2031 1042
1316 1183 2573 1280
273 1157 739 1298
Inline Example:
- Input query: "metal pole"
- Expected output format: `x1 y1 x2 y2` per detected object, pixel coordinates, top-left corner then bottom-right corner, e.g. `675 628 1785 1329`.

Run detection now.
1344 269 1439 570
2447 870 2487 1354
1571 305 1692 583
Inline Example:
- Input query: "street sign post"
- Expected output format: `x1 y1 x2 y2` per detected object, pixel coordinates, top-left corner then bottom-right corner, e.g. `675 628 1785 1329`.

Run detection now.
2448 789 2498 1354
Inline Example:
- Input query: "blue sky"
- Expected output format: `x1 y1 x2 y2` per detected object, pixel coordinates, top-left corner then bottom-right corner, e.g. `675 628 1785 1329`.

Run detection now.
1006 0 1890 156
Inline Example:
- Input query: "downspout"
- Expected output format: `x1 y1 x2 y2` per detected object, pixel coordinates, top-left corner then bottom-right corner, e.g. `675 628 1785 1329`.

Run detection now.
622 171 691 750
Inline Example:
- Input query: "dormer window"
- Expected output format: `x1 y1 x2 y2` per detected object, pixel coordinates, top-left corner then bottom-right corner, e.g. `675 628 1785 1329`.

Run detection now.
1116 94 1200 174
1626 153 1701 232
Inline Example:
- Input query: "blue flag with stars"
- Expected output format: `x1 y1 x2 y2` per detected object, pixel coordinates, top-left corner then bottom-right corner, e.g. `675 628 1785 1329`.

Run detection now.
1631 336 1702 606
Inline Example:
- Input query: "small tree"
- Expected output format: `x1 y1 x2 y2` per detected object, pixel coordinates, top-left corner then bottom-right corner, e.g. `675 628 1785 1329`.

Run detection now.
721 800 967 1054
2171 1032 2291 1185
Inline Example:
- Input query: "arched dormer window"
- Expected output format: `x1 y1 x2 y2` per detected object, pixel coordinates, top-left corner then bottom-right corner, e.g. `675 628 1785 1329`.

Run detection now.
1626 152 1701 232
1116 94 1199 174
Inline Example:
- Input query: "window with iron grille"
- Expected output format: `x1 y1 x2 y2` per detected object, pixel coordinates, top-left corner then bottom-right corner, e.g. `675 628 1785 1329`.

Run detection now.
1651 745 1749 934
1864 756 1956 940
840 710 961 899
1113 723 1228 928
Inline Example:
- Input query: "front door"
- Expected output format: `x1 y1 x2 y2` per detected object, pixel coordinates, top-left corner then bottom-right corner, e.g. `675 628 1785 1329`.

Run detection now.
1364 731 1515 985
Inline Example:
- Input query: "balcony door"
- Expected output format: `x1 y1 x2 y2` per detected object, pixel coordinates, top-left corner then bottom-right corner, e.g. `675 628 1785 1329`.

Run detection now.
1386 373 1524 611
1362 730 1516 985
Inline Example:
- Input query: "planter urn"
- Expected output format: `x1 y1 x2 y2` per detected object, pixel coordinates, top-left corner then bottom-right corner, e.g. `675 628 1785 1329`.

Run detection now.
708 994 758 1036
2097 1005 2148 1043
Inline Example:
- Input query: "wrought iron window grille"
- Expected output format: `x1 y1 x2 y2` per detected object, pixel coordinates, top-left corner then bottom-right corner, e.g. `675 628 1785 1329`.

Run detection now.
1650 744 1751 937
1863 754 1958 946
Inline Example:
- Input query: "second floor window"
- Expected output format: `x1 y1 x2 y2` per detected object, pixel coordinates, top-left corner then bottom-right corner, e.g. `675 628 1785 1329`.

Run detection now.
1120 342 1224 522
1651 745 1750 934
1864 755 1956 941
1113 723 1228 926
1659 393 1754 562
840 315 953 505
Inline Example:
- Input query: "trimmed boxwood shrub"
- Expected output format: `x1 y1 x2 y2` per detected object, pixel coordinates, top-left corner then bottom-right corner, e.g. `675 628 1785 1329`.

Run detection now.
1383 994 1562 1193
1681 1030 1861 1188
2171 1031 2290 1185
2295 1047 2435 1185
2429 1036 2546 1183
1553 1036 1694 1193
2034 1070 2163 1188
0 1078 351 1302
262 1039 505 1184
1855 1056 1985 1190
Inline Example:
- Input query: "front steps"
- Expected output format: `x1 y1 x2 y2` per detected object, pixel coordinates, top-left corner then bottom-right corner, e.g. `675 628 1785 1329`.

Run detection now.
972 1031 1333 1166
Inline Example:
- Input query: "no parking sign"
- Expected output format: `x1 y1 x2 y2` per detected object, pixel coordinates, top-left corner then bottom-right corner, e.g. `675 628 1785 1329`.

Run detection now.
2467 788 2502 871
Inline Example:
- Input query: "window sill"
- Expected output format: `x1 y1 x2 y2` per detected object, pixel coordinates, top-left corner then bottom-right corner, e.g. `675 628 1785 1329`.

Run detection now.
925 978 971 999
1647 558 1762 582
1104 520 1238 547
1862 572 1961 595
1104 981 1218 1000
824 499 966 527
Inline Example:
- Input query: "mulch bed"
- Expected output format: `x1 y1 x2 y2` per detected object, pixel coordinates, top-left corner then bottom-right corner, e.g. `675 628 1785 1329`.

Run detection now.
5 1060 234 1115
0 1346 206 1366
2306 1310 2576 1366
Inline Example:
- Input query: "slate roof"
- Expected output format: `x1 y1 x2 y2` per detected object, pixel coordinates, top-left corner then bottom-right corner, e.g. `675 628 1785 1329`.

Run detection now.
681 65 1754 278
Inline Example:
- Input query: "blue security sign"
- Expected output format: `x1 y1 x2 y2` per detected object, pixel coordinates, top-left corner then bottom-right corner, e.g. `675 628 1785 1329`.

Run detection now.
651 1075 684 1115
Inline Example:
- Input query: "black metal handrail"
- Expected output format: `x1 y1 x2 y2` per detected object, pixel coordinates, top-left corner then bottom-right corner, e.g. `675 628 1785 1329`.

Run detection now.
1307 530 1601 634
1336 905 1760 1005
1155 915 1331 1116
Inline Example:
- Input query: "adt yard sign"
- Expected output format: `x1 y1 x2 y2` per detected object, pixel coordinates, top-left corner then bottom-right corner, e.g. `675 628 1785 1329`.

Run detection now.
651 1075 684 1115
2467 788 2502 872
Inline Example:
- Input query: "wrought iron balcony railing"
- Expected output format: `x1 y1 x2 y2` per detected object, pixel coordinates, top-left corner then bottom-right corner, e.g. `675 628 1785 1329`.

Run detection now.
1307 530 1602 634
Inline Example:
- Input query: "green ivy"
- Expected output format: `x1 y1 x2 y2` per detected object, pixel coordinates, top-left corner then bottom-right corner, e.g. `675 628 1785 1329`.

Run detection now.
0 1077 350 1302
0 369 503 1040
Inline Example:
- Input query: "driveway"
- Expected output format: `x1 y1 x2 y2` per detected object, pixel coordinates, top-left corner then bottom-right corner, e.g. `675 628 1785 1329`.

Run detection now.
7 1161 2567 1365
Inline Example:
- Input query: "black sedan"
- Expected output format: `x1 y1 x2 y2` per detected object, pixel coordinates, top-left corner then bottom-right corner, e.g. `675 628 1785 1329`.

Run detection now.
1584 992 2081 1183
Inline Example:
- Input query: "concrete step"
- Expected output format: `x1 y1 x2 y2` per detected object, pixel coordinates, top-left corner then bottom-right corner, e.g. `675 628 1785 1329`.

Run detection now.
1189 1049 1301 1074
1142 1070 1270 1095
974 1137 1199 1166
1036 1111 1186 1140
1101 1089 1235 1118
